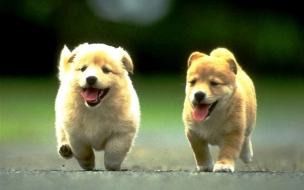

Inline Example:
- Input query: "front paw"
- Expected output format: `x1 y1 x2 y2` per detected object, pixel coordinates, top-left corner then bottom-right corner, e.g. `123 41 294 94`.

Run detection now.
197 165 214 172
213 163 234 172
59 144 73 159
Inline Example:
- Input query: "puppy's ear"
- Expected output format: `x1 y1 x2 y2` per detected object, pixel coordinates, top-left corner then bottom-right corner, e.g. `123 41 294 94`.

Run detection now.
187 52 207 68
60 45 71 65
58 45 72 81
118 47 134 74
227 59 237 74
210 48 238 74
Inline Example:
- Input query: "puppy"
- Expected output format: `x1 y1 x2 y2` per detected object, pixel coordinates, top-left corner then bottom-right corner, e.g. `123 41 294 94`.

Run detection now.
55 43 140 171
182 48 257 172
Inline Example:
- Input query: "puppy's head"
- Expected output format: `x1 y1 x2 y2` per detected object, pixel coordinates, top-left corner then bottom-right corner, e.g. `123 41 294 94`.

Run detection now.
186 48 238 121
58 43 133 107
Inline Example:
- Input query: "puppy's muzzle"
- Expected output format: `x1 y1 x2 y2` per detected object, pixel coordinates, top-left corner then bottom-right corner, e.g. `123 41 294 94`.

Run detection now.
81 76 110 107
192 91 218 121
194 91 206 103
86 76 97 85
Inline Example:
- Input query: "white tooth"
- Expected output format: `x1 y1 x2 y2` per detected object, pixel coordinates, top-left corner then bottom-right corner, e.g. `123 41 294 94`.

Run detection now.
99 90 104 97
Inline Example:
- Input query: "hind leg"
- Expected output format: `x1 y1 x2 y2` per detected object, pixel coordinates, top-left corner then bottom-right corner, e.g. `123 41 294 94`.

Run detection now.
240 136 253 164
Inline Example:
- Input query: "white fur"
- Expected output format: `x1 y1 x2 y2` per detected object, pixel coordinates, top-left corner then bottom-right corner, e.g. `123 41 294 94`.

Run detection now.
55 43 140 171
213 163 235 172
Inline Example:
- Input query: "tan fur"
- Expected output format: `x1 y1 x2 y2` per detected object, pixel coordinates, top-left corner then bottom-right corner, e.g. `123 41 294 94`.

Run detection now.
55 43 140 171
182 47 257 172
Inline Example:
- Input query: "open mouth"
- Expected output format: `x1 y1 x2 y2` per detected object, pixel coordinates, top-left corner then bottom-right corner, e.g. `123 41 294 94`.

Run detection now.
193 101 218 121
81 87 110 107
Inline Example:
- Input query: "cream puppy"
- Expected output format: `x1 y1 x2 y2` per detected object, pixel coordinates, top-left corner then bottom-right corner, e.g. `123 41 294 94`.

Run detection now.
55 43 140 171
182 48 257 172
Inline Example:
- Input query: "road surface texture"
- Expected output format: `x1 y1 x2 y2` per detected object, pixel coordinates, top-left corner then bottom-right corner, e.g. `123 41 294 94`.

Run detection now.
1 128 304 190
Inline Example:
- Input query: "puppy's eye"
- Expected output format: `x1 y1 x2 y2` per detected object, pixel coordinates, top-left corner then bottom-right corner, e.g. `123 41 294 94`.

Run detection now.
102 66 110 74
80 66 87 72
210 81 219 86
189 79 196 86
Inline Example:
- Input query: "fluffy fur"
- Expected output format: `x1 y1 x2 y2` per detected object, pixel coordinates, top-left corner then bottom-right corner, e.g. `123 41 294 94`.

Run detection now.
182 48 257 172
55 43 140 171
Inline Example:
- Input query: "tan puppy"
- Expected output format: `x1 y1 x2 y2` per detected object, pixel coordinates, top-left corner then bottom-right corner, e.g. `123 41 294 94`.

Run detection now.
182 48 256 172
55 43 140 171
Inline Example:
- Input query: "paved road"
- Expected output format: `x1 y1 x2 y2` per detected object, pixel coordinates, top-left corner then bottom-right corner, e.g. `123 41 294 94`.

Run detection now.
1 170 304 190
1 129 304 190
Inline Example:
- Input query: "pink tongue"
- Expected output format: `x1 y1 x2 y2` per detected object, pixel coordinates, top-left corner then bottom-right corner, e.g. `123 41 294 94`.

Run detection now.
81 88 99 102
193 104 209 121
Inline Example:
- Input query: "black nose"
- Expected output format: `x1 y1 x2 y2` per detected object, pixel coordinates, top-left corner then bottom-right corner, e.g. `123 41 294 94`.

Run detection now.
194 91 206 102
86 76 97 85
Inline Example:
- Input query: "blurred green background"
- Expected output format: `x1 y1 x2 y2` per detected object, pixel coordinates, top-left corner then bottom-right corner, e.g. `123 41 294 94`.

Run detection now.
1 0 304 76
1 0 304 144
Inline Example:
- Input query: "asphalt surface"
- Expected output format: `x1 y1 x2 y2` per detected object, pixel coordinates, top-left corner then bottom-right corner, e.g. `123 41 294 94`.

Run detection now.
1 170 304 190
1 129 304 190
